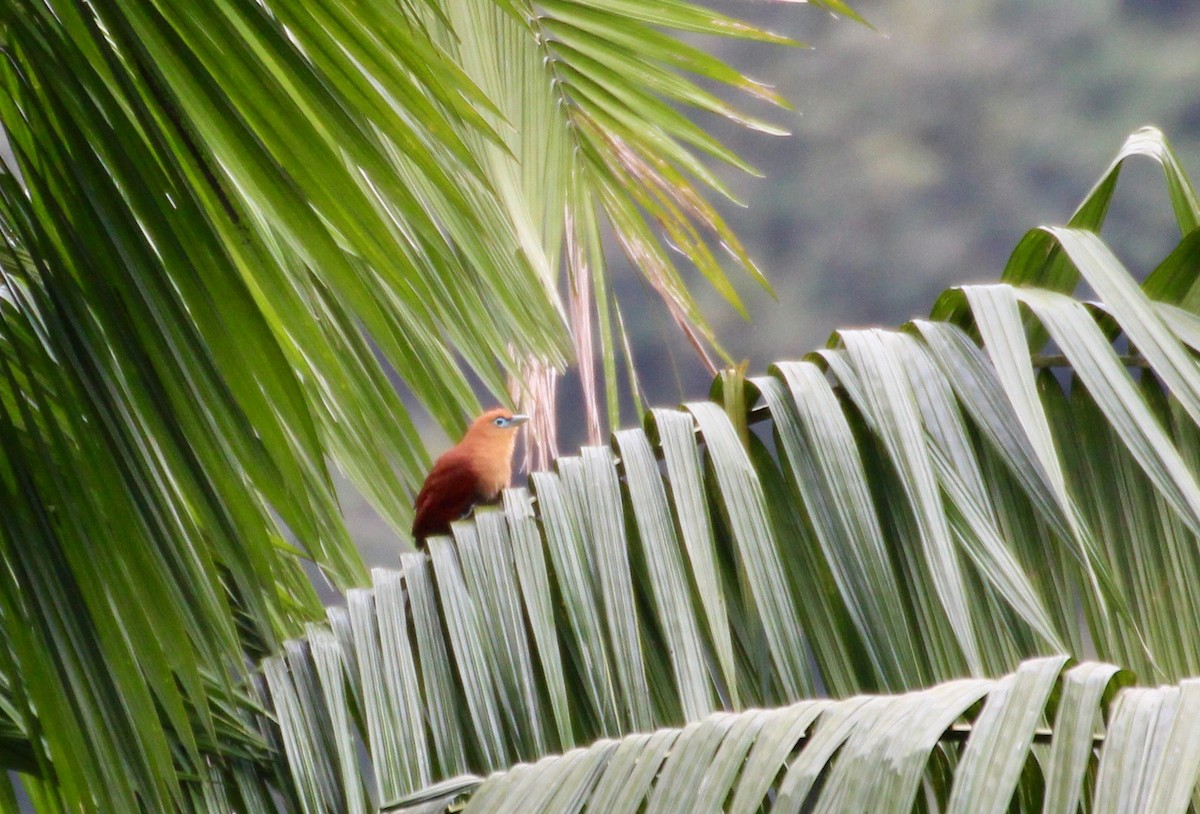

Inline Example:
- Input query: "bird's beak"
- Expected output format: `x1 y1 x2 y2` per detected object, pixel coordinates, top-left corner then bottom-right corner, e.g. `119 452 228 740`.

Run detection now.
509 414 531 426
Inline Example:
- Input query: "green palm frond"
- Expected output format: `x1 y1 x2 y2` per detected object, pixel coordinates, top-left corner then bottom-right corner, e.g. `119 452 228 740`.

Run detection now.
246 127 1200 811
0 0 820 808
6 0 1200 806
431 0 833 448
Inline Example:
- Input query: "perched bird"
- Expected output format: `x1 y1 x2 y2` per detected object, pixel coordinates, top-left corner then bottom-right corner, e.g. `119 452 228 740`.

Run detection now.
412 408 530 544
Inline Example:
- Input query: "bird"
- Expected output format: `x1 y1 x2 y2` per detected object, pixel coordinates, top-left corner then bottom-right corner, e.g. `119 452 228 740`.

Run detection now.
411 408 530 544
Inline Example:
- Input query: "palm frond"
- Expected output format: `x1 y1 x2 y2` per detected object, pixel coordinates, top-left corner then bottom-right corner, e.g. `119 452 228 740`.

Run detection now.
431 0 863 446
242 127 1200 811
0 0 830 805
4 0 1197 802
0 0 522 808
375 658 1200 813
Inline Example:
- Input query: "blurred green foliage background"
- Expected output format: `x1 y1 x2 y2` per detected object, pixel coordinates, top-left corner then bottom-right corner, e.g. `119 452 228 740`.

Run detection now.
348 0 1200 564
699 0 1199 365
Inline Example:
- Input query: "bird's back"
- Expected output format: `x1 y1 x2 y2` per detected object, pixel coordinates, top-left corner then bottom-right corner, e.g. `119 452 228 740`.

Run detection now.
411 448 482 541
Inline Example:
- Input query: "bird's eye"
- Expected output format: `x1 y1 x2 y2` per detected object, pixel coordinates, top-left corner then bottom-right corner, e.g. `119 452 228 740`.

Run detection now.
493 417 507 427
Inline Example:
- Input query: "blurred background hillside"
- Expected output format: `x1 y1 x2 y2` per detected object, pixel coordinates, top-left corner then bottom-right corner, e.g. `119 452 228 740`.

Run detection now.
348 0 1200 563
699 0 1199 366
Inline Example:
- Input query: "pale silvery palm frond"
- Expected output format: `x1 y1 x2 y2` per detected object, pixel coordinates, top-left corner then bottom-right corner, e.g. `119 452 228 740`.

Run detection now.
378 657 1200 814
255 128 1200 812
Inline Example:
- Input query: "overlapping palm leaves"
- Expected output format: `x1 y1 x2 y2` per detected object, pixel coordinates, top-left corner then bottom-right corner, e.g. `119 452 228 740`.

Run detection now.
377 658 1200 814
0 0 827 810
5 0 1200 810
428 0 843 462
256 128 1200 812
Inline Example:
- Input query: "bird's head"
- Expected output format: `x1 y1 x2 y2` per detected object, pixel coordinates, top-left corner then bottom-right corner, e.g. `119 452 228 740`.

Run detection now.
467 408 530 441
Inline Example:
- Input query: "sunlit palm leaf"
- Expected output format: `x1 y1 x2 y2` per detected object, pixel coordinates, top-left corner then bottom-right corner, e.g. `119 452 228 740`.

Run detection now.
378 658 1200 814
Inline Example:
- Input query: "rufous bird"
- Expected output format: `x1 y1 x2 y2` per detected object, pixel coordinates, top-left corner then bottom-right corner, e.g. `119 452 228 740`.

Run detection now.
411 408 530 544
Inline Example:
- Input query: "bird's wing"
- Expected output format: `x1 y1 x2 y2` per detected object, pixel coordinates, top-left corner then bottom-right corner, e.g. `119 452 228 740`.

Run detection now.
412 453 484 541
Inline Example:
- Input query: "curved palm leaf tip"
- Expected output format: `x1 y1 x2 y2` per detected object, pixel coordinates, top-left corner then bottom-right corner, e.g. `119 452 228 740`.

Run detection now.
442 0 868 465
258 128 1200 811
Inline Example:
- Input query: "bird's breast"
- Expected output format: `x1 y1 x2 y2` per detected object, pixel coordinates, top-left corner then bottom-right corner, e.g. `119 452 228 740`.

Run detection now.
473 457 510 498
463 436 517 498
